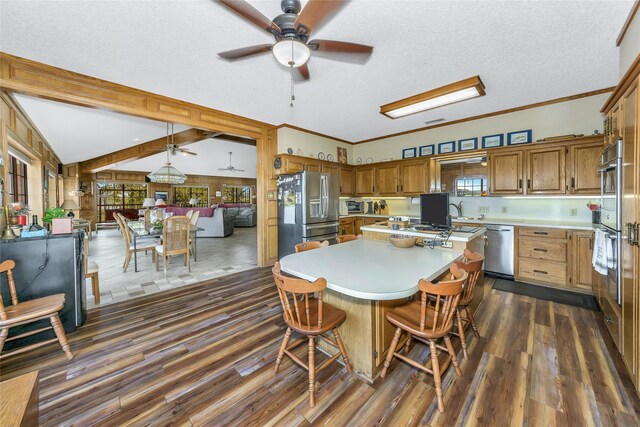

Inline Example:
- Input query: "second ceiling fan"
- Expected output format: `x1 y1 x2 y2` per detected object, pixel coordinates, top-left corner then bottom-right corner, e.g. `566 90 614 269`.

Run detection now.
217 0 373 81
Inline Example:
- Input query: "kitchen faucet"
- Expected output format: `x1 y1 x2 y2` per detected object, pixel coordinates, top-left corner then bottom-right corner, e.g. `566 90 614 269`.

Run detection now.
449 201 463 218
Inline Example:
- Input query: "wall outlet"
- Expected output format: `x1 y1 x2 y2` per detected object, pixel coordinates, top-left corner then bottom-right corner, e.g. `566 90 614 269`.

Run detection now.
478 206 490 213
501 206 508 214
441 241 453 248
570 208 577 216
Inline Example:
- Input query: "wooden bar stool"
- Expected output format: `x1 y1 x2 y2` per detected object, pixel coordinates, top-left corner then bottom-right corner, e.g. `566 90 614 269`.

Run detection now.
452 249 484 360
336 234 363 244
294 240 329 253
272 262 352 407
380 264 468 413
0 260 73 360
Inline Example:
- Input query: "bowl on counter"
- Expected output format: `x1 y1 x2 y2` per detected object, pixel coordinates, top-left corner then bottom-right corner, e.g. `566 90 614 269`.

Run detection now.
389 234 416 248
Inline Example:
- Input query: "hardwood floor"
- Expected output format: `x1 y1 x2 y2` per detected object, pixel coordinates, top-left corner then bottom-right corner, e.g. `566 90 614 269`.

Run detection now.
1 268 638 426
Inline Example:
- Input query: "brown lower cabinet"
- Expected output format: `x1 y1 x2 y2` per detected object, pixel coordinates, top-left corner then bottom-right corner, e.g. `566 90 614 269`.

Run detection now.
340 216 384 236
515 226 594 293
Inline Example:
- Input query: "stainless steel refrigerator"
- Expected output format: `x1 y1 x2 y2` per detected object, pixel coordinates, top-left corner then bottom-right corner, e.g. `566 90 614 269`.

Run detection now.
277 171 339 259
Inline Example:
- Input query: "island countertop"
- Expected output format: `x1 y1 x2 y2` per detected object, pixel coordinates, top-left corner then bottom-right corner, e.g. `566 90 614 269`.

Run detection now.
360 224 486 242
280 239 462 300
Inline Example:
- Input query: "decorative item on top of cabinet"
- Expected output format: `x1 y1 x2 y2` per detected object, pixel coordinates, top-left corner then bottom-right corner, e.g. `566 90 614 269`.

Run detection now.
525 145 566 194
488 149 523 195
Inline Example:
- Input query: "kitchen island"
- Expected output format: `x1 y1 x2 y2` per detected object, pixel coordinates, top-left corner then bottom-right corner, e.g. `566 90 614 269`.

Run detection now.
280 239 463 381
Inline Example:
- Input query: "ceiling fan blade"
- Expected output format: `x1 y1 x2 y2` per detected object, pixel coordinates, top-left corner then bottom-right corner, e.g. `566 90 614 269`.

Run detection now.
295 0 348 36
293 63 310 82
181 151 198 156
217 0 281 34
218 44 273 60
308 39 373 63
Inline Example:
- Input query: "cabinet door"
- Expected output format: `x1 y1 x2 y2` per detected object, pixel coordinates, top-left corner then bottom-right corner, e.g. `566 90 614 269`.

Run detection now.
488 150 523 195
283 157 305 174
569 143 602 194
526 146 566 194
356 167 375 195
321 163 340 175
400 160 429 195
375 164 399 195
572 231 594 291
339 167 355 196
354 217 363 235
305 162 321 172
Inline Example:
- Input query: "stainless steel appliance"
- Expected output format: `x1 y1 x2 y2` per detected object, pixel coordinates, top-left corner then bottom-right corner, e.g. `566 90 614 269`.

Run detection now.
600 140 622 231
599 139 623 303
277 171 340 259
484 224 514 279
346 200 364 214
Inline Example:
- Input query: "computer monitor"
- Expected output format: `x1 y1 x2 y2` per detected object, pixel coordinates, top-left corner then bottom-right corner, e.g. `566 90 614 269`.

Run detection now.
420 193 451 229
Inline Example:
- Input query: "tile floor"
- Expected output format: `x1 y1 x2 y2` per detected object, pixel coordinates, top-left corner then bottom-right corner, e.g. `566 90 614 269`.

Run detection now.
85 226 257 308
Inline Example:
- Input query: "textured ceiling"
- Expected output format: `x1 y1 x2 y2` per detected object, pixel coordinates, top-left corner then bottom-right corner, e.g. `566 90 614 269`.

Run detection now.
0 0 632 143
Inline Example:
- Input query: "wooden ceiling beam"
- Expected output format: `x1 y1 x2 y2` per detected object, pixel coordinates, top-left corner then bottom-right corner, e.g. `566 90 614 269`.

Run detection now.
210 133 257 146
79 128 209 173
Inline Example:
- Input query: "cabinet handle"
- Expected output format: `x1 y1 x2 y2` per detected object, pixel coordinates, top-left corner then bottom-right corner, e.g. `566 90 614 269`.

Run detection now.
533 248 548 252
527 179 531 189
340 186 342 193
533 231 548 235
396 185 399 193
589 238 592 250
518 179 522 189
571 177 575 189
400 184 403 192
533 269 548 275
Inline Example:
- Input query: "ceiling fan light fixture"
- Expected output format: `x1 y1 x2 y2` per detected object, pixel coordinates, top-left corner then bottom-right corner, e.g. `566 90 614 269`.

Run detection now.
147 163 187 184
380 76 486 119
272 38 310 68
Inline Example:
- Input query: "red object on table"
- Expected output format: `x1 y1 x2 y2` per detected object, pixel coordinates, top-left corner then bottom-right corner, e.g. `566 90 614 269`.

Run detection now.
17 215 27 225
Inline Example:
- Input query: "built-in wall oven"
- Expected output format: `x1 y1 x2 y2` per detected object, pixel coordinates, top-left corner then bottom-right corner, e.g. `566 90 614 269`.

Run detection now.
599 139 622 304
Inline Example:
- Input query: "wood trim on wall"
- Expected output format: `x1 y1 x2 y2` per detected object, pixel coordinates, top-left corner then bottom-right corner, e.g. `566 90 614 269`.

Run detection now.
602 53 640 113
0 52 278 267
276 123 352 145
355 87 615 144
617 0 640 46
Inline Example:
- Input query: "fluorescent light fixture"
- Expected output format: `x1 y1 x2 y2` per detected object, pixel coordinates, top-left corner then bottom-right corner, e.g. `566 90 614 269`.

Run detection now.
380 76 485 119
272 38 310 68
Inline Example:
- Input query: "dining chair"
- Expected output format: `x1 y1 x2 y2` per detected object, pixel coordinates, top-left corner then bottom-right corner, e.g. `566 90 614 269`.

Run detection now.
185 210 194 220
114 213 156 272
336 234 363 244
380 264 468 413
294 240 329 253
0 260 74 360
272 262 352 407
84 235 100 304
189 211 200 258
451 249 484 360
155 215 191 277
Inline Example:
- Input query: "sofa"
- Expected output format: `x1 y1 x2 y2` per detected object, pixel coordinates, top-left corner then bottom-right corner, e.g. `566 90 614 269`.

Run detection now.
165 206 234 237
218 204 257 227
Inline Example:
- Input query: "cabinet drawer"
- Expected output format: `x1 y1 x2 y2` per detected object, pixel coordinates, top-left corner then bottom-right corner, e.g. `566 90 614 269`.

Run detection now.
518 227 567 239
601 294 621 349
518 258 567 285
518 237 567 262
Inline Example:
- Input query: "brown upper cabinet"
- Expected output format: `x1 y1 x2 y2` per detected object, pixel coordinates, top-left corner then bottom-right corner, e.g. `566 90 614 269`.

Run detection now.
339 166 355 196
321 163 340 175
401 159 430 195
488 150 524 195
568 142 602 194
305 162 321 172
526 145 566 194
374 163 400 195
356 166 375 195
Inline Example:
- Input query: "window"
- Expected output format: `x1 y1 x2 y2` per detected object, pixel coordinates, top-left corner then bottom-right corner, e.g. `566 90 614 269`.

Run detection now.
455 178 486 197
223 185 251 203
96 183 147 222
174 186 209 207
7 154 28 204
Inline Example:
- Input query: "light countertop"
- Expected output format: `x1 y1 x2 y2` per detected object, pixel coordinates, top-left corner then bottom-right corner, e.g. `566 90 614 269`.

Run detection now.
280 239 462 300
360 224 485 242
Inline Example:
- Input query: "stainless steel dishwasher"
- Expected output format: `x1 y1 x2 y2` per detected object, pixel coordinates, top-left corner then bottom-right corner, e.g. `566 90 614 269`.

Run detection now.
484 224 515 279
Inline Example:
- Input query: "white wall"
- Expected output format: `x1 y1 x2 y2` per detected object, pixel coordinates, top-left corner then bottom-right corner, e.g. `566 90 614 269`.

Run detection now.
277 126 354 164
353 93 609 163
379 196 596 223
620 8 640 77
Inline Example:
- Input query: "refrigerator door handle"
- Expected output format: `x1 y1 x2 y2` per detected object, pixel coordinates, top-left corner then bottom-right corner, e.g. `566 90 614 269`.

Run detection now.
320 175 328 219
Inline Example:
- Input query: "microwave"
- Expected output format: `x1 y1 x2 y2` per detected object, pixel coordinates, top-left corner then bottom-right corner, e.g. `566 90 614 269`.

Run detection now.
346 201 364 214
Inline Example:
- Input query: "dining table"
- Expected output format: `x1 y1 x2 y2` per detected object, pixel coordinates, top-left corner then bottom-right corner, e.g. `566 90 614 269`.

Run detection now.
280 238 463 381
126 221 204 272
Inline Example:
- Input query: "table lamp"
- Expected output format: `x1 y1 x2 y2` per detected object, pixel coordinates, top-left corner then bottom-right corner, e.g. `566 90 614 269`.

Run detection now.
155 199 166 207
189 197 198 207
60 199 79 218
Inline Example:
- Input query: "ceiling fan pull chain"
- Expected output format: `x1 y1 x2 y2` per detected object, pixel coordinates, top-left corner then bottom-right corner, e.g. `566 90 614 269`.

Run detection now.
290 67 296 108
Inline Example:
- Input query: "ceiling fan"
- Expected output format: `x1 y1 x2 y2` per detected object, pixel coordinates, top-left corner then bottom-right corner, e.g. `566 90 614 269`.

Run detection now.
167 144 197 156
217 0 373 81
219 152 245 172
